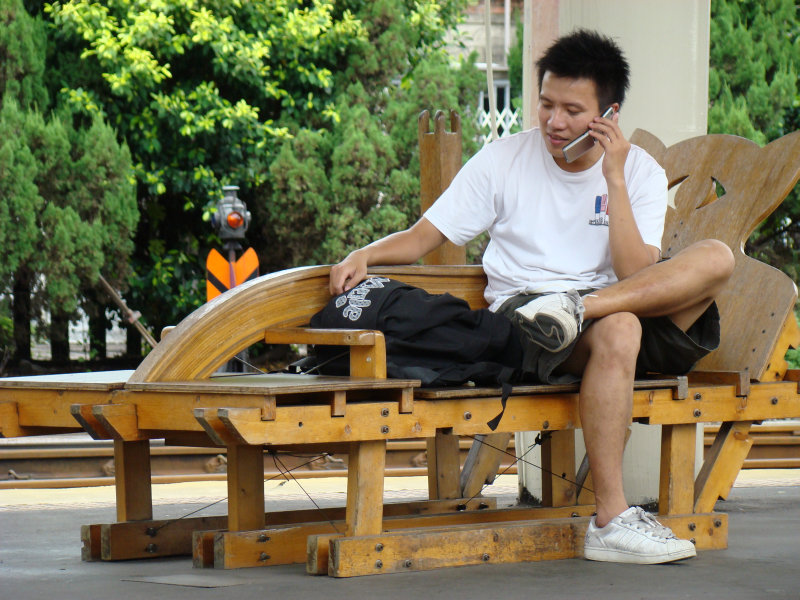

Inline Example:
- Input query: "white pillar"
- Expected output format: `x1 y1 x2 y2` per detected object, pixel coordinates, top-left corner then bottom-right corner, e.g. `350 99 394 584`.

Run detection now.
518 0 710 504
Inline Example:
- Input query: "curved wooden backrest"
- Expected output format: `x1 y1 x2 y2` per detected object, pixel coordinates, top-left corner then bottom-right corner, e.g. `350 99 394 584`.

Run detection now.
631 129 800 380
129 265 488 383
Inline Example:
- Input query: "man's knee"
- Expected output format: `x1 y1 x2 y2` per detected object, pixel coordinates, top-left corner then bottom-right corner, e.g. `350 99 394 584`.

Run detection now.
587 312 642 362
692 239 736 284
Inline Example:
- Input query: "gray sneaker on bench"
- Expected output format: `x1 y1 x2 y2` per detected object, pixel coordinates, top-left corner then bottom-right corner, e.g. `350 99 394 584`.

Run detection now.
584 506 697 564
513 289 585 352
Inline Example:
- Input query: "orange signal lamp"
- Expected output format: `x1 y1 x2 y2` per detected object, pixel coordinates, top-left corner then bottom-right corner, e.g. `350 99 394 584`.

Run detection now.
226 211 244 229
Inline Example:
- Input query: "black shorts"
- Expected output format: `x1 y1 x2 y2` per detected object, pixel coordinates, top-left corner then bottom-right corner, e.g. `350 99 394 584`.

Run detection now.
496 292 720 385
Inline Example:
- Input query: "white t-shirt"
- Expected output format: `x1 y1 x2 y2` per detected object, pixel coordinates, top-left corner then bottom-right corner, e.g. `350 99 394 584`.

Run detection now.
424 127 667 312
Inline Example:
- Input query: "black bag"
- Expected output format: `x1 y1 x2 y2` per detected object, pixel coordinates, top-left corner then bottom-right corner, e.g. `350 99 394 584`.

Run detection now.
305 277 524 387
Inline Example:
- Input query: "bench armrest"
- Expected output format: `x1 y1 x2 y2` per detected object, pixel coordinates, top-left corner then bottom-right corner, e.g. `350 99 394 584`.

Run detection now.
263 327 387 378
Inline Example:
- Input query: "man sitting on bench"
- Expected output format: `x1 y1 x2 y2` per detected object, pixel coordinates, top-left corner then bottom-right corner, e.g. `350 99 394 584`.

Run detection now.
329 29 734 565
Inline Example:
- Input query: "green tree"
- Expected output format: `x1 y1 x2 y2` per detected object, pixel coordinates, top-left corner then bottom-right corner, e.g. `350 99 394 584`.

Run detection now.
0 0 137 365
42 0 481 337
708 0 800 278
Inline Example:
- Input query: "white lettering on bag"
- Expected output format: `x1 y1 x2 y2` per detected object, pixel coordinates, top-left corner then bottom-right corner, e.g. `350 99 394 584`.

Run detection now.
334 277 391 321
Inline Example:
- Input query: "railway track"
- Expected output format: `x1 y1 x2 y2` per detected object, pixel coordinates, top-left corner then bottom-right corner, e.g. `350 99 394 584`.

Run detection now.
2 422 797 489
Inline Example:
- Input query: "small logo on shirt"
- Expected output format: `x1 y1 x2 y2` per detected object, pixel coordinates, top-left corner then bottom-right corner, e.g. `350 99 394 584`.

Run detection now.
589 194 609 226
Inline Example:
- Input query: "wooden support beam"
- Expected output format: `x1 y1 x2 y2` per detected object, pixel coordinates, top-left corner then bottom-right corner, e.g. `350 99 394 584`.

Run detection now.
0 401 32 437
327 513 726 577
761 313 800 382
70 404 114 440
427 429 462 500
541 430 577 507
659 424 697 515
345 440 386 536
92 403 143 441
227 444 266 532
82 497 498 563
694 421 753 513
460 433 513 498
114 439 152 522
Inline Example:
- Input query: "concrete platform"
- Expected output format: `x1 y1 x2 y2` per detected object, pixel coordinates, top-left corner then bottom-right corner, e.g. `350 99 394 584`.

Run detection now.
1 472 799 600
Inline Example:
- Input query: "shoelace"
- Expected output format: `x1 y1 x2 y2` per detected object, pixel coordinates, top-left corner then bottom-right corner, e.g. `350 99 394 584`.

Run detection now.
620 507 676 540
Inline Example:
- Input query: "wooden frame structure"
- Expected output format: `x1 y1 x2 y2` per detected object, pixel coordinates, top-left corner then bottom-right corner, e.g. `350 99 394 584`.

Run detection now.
2 112 800 576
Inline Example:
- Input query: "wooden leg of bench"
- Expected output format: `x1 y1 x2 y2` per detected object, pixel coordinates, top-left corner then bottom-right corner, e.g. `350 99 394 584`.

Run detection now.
541 430 576 507
658 424 696 515
346 440 386 536
694 421 753 513
227 444 265 532
114 439 152 521
460 433 512 498
426 429 461 500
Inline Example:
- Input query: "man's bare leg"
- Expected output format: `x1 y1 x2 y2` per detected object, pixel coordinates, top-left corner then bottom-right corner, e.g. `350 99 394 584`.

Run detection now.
558 312 641 526
582 239 735 331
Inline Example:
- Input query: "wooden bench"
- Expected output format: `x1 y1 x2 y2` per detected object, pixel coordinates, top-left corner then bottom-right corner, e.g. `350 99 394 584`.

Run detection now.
2 111 800 576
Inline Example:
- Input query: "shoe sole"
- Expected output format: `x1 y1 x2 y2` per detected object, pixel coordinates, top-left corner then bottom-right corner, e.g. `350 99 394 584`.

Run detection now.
584 546 697 565
514 309 577 353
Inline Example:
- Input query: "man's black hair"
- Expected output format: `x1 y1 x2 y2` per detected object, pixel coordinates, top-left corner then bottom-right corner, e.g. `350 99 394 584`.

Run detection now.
536 29 630 109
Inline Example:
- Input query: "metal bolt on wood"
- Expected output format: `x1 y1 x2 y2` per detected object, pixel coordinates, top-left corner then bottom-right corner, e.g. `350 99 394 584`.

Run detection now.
694 393 702 400
146 543 157 553
375 560 383 569
258 534 269 542
542 421 549 430
404 560 412 568
259 552 270 561
482 553 490 562
771 397 779 405
381 408 390 417
381 425 390 434
693 409 702 417
146 527 157 537
688 522 696 531
714 519 722 528
375 543 384 552
463 411 472 420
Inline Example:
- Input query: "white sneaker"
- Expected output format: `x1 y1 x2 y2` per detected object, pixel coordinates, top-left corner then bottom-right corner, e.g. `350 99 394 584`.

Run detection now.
584 506 697 564
513 290 585 352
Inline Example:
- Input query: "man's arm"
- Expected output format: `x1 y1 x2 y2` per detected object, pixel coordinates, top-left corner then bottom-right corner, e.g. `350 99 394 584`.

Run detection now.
329 217 447 295
590 113 660 279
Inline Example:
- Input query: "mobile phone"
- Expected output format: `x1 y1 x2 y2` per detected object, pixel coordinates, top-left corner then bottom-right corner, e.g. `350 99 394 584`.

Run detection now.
562 106 615 163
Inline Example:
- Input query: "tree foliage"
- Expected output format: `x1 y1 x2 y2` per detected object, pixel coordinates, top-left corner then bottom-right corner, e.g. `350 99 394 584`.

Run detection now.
0 0 137 364
41 0 482 335
708 0 800 279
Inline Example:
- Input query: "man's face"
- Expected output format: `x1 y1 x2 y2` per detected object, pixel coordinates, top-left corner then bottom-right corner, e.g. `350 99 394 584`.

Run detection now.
537 72 604 170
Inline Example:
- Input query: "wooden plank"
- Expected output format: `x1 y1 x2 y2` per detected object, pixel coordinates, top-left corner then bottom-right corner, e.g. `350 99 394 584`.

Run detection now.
415 377 686 399
419 110 466 266
460 432 513 498
213 504 597 571
427 429 461 500
328 513 726 577
227 444 266 532
345 440 386 536
541 430 577 507
263 327 383 347
687 370 750 396
125 373 416 395
658 424 697 514
694 421 753 513
83 497 499 563
114 439 152 522
0 370 132 389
